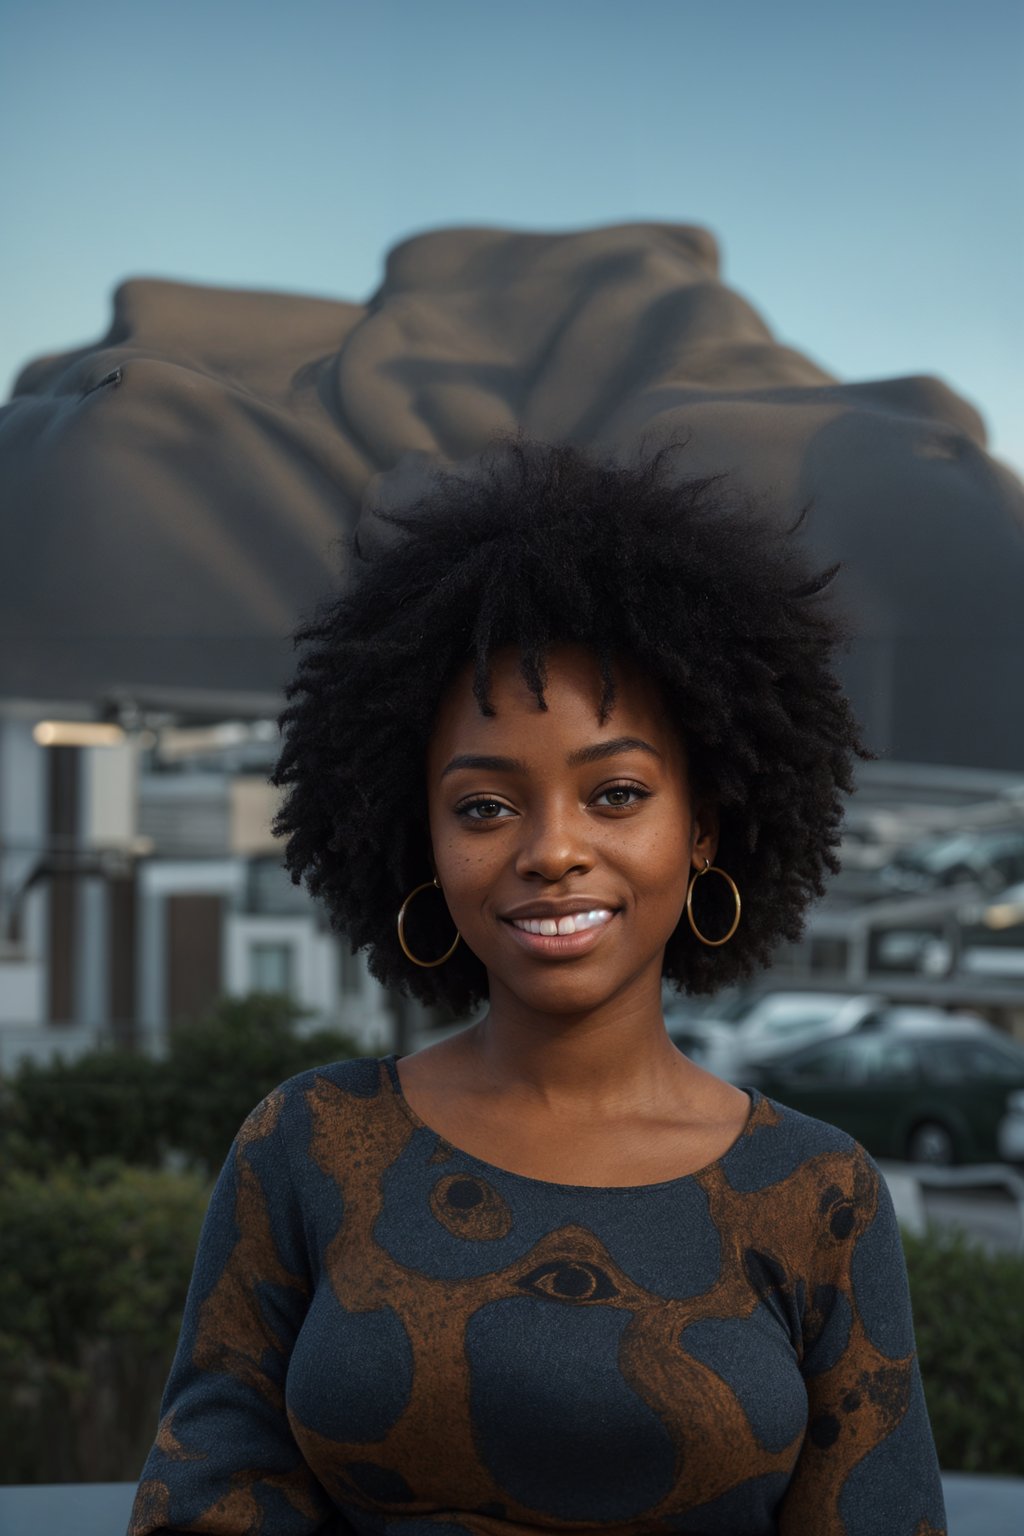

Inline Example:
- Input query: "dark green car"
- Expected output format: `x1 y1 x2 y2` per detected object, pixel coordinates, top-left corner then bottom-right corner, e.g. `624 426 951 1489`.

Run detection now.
744 1014 1024 1165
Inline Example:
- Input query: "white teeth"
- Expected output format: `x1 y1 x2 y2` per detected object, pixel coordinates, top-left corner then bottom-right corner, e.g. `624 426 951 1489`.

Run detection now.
575 909 613 931
511 909 613 936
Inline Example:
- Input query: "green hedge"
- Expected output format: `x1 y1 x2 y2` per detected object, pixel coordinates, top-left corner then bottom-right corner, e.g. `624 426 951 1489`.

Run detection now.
0 1158 209 1483
0 996 366 1481
159 993 359 1175
2 1047 169 1174
1 992 360 1178
904 1224 1024 1476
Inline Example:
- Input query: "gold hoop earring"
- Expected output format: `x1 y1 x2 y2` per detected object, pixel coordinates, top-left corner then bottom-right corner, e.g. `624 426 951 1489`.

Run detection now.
686 859 741 947
396 878 461 968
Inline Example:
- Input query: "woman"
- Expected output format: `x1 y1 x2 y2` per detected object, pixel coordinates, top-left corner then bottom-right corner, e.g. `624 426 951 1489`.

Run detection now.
130 441 946 1535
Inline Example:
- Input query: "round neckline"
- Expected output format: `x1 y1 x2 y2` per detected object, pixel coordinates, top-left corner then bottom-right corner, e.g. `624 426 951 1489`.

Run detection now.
381 1052 763 1195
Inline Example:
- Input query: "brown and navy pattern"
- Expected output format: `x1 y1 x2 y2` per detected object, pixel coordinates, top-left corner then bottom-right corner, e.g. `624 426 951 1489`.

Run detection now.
129 1056 947 1535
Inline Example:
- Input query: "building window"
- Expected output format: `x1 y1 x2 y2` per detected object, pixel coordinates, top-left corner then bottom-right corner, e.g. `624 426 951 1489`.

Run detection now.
249 941 295 997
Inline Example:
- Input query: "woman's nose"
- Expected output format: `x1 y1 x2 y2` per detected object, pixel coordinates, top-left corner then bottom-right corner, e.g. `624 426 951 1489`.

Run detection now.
514 804 595 882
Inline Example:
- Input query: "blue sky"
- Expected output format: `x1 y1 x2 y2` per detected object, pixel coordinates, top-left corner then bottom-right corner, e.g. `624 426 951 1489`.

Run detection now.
3 0 1022 472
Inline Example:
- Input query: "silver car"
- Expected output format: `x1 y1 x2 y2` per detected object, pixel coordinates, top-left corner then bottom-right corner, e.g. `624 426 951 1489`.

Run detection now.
668 991 880 1078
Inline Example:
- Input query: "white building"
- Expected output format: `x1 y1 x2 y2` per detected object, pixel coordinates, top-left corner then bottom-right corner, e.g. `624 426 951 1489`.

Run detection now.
0 698 399 1071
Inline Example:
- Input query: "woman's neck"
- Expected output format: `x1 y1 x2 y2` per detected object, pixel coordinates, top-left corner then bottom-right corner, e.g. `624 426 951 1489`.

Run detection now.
459 970 689 1119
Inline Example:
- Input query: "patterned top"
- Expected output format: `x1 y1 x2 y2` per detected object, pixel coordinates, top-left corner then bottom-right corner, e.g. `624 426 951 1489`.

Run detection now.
129 1054 947 1535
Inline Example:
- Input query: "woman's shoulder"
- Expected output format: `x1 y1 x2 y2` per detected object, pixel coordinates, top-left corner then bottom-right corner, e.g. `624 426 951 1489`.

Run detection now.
233 1053 395 1153
731 1088 880 1194
727 1094 898 1279
280 1051 393 1099
753 1089 861 1153
242 1050 396 1124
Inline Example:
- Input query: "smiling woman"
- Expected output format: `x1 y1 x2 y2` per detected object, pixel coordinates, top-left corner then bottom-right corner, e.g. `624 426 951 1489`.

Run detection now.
129 440 947 1536
425 646 707 1035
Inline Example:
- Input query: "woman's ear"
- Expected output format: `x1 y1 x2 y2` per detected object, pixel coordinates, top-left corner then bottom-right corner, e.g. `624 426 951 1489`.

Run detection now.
690 803 719 871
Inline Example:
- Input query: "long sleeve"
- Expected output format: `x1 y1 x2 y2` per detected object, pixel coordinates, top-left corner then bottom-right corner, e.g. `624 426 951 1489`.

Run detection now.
128 1090 342 1536
777 1148 947 1536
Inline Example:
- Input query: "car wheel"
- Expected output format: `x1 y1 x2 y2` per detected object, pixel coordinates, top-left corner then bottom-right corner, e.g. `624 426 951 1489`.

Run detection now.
906 1121 956 1166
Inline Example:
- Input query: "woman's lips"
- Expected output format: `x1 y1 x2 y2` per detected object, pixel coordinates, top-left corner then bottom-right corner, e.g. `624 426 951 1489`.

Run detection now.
503 908 618 957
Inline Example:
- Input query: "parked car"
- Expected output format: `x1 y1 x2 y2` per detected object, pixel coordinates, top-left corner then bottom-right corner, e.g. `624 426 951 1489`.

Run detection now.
743 1010 1024 1166
669 990 881 1078
880 828 1024 897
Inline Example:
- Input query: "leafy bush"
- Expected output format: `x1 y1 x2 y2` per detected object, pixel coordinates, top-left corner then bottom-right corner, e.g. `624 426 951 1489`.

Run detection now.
0 999 359 1481
0 993 360 1179
0 1158 209 1483
1 1048 168 1173
161 992 359 1175
904 1224 1024 1475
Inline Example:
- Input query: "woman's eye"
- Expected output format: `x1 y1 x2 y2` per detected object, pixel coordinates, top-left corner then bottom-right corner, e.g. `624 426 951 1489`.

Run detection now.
594 784 649 808
459 799 513 821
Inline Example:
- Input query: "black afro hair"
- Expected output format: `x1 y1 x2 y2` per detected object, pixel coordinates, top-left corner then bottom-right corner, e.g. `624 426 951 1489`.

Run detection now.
272 437 867 1012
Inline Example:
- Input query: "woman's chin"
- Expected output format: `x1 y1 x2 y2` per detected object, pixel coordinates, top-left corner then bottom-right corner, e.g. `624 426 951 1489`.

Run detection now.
487 965 642 1022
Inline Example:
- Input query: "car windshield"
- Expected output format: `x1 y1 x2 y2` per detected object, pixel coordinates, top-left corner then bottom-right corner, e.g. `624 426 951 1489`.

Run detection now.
742 996 849 1035
782 1038 862 1082
783 1035 918 1085
759 1009 843 1037
924 1037 1024 1083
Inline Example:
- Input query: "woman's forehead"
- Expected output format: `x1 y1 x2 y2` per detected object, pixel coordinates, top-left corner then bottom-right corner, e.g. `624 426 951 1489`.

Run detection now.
428 644 683 757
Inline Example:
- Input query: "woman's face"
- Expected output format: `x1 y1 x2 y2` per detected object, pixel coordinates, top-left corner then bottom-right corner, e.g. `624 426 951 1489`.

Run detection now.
426 644 717 1020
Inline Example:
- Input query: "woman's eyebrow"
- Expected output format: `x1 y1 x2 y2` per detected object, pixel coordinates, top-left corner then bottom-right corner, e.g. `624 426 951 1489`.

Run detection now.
440 737 661 778
441 753 527 778
567 736 662 766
